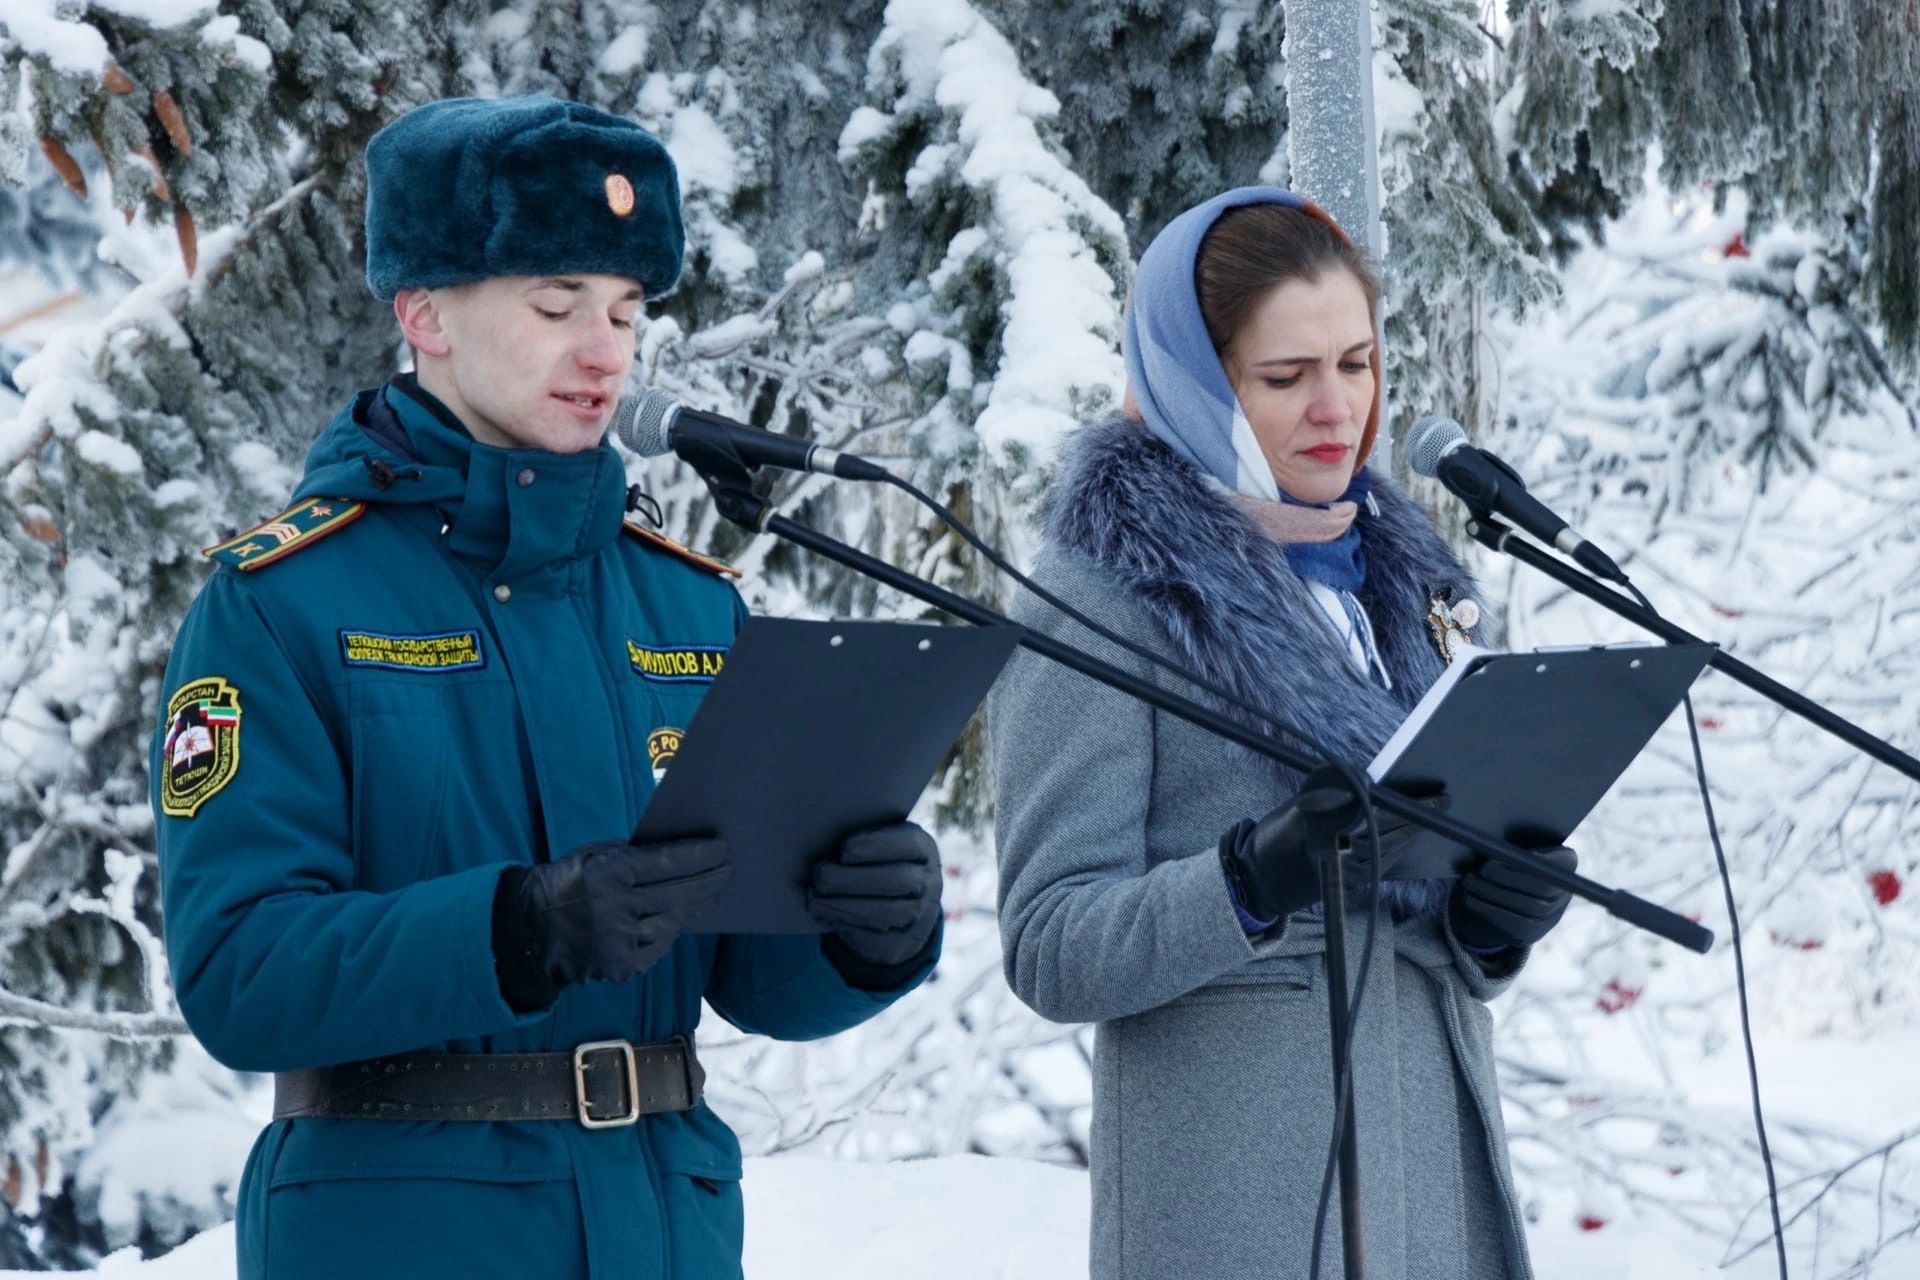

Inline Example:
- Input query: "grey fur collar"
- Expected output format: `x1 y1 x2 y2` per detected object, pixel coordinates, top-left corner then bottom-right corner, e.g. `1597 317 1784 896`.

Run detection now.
1043 417 1485 918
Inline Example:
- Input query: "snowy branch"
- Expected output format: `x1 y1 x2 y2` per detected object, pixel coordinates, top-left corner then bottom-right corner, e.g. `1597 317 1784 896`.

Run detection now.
0 985 188 1039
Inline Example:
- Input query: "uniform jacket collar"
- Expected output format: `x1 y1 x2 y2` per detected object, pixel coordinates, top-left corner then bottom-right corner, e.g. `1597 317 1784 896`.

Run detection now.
296 375 628 582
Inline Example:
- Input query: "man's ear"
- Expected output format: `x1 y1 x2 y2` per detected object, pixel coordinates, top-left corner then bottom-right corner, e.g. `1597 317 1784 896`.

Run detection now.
395 288 453 358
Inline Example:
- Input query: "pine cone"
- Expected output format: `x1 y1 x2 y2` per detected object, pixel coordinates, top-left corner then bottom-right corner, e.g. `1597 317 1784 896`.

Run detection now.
38 136 87 199
135 144 172 203
20 513 61 545
175 205 198 276
152 90 193 156
103 61 136 94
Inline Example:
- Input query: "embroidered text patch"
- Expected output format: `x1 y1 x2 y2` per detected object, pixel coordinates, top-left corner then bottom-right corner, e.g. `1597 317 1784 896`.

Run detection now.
339 630 486 673
627 641 726 684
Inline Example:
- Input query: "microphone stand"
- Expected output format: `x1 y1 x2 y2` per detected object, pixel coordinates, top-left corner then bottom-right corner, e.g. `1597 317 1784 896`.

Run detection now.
689 452 1714 1280
1464 517 1920 782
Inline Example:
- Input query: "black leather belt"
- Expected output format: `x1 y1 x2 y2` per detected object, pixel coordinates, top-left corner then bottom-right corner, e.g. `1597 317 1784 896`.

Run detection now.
273 1037 703 1129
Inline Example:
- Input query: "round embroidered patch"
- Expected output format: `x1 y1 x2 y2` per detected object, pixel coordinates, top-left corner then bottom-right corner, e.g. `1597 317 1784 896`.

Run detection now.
605 173 635 217
160 677 243 818
647 727 684 782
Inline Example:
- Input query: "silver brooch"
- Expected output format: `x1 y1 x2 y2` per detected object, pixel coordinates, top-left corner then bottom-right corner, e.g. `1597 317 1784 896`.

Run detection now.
1426 592 1480 664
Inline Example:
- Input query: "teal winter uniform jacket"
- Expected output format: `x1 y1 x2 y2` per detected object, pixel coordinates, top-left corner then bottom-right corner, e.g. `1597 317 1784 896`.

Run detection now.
152 379 935 1280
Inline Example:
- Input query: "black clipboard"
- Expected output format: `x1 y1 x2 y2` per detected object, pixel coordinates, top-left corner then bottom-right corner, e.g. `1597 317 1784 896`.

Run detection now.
633 617 1019 933
1369 643 1715 879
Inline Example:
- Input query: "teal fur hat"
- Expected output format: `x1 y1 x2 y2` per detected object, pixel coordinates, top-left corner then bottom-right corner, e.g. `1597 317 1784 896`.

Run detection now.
363 95 684 301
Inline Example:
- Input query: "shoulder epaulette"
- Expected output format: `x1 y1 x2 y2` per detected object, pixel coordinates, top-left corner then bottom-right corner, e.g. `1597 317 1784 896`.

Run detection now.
621 520 741 578
203 498 368 571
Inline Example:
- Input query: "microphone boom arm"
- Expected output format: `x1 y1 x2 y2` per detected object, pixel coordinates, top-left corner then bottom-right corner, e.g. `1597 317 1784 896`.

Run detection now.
705 478 1715 954
1466 515 1920 784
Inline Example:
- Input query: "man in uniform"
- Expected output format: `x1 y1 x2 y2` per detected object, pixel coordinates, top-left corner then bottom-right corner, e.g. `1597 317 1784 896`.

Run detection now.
152 95 944 1279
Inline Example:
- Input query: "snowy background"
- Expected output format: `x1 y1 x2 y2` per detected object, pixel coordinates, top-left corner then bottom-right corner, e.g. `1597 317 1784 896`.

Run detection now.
3 0 1919 1275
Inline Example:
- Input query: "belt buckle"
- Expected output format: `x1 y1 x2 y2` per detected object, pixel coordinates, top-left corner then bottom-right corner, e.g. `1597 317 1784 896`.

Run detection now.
573 1039 640 1129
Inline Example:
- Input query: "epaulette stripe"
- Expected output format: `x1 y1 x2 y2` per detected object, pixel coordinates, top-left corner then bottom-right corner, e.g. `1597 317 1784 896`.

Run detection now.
203 499 367 571
621 521 741 578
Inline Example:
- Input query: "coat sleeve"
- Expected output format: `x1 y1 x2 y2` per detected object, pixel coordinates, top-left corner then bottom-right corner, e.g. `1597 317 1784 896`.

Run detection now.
154 572 545 1073
988 550 1260 1025
703 925 940 1041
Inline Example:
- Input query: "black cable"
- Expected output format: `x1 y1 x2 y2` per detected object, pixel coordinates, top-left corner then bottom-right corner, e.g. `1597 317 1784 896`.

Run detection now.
876 474 1338 764
1622 580 1789 1280
877 472 1384 1277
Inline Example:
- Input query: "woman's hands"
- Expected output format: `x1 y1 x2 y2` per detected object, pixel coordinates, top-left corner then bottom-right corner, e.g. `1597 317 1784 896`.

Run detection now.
1447 845 1578 952
1218 767 1444 926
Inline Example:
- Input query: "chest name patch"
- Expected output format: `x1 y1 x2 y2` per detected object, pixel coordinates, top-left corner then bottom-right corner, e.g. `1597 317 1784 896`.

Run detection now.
627 640 726 684
339 630 486 673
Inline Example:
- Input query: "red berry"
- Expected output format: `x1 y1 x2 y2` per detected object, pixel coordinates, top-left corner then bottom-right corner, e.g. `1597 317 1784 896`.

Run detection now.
1578 1216 1607 1232
1596 980 1642 1015
1723 232 1750 259
1697 715 1723 730
1868 870 1901 906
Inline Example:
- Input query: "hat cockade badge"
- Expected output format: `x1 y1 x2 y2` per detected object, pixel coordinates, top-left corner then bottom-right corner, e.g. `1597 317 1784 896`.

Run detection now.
605 173 636 217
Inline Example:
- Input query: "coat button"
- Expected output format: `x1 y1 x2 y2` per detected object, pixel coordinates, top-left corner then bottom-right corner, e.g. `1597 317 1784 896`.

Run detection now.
494 584 512 603
517 468 536 487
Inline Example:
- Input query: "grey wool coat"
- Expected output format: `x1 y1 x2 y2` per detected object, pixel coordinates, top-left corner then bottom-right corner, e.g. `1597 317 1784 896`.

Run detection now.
987 418 1536 1279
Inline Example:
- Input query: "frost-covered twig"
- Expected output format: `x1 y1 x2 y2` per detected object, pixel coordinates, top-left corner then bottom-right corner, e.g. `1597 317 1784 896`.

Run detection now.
1723 1126 1920 1267
0 985 188 1038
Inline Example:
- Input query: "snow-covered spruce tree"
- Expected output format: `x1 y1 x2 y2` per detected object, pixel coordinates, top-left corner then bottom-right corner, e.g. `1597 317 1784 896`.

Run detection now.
983 0 1289 237
1374 0 1560 454
1502 0 1920 369
0 0 451 1260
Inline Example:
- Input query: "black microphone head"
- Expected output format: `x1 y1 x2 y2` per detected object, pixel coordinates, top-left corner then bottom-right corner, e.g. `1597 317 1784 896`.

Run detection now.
613 387 679 457
1402 414 1468 477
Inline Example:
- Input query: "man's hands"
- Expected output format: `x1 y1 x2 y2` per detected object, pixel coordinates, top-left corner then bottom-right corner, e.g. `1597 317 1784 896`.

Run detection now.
1448 844 1578 953
493 836 732 1011
805 822 943 988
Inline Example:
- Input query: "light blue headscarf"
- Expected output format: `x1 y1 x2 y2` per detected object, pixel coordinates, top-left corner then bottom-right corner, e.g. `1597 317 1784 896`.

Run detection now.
1121 186 1373 593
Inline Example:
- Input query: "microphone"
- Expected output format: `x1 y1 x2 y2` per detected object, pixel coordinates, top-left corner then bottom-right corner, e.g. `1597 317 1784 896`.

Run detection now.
1403 415 1626 584
612 387 889 482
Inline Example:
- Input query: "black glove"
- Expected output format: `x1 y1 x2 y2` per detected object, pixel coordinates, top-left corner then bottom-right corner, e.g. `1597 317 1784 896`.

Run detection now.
1448 844 1578 952
492 836 732 1011
1219 767 1446 924
805 822 943 990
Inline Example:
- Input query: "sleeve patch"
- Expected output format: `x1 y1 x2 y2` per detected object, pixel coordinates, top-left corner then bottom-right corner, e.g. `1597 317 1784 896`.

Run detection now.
205 498 367 571
160 677 243 818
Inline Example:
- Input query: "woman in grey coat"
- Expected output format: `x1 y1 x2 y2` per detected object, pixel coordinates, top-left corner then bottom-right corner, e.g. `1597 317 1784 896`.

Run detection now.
988 188 1575 1278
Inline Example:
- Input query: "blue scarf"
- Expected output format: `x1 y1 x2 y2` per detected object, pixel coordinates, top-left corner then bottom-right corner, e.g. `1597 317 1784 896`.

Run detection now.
1282 470 1370 592
1121 185 1368 593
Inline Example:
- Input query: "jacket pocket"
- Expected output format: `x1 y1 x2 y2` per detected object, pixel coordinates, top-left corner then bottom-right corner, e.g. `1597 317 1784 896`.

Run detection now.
1178 954 1318 1005
654 1110 746 1280
260 1171 582 1279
